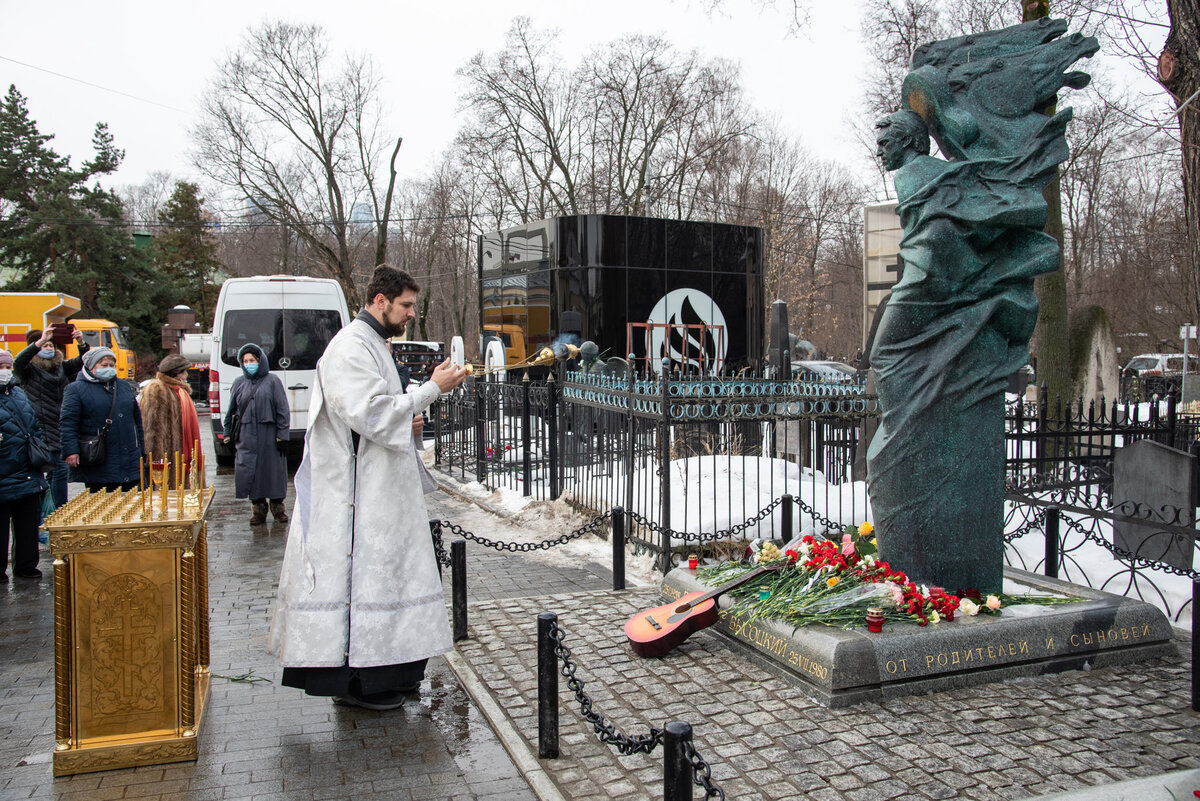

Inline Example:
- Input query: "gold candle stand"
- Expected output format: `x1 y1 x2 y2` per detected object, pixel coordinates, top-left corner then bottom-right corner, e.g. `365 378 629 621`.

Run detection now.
42 484 215 776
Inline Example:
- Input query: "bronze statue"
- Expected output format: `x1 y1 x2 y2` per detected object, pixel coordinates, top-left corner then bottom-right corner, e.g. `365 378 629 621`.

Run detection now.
866 19 1098 592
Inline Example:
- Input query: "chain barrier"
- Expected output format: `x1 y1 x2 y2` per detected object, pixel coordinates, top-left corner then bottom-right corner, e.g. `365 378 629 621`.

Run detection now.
1003 506 1046 544
683 741 727 800
548 619 726 797
547 619 664 755
1058 512 1200 581
434 510 613 553
626 496 789 544
431 525 451 568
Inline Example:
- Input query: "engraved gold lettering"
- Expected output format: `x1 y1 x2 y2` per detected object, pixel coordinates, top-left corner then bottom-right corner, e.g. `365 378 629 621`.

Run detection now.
1083 633 1093 645
1045 637 1054 650
1018 641 1029 654
950 651 960 665
1070 634 1080 647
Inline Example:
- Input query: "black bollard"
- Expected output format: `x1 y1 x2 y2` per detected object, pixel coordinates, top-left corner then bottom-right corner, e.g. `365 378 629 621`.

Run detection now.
1193 579 1199 713
537 612 559 758
429 520 443 578
663 720 693 801
1044 506 1060 579
612 507 626 591
452 540 467 641
781 495 794 543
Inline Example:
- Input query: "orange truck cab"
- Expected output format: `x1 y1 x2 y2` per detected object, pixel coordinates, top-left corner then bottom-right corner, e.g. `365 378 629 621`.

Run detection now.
0 292 138 380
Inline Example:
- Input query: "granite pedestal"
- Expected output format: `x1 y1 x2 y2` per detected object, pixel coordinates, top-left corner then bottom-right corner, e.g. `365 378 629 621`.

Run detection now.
660 567 1177 707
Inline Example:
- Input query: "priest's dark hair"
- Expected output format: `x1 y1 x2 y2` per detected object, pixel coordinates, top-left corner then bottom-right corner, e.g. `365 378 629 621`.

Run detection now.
365 264 420 305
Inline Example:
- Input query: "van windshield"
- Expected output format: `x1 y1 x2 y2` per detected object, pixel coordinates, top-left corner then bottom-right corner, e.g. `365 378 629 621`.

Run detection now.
220 309 343 370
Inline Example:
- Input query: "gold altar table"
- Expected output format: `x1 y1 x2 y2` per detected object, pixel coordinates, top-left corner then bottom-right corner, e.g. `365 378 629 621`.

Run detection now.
43 484 215 776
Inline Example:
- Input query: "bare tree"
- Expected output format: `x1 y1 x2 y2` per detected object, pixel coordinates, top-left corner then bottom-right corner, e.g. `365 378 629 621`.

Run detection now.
119 170 174 230
191 21 402 308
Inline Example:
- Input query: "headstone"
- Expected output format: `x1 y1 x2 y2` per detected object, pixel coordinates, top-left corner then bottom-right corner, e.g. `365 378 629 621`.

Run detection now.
1183 374 1200 405
1112 439 1195 571
768 300 789 378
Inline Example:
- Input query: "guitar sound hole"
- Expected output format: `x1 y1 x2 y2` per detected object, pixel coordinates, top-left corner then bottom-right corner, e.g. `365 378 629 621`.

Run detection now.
674 603 693 614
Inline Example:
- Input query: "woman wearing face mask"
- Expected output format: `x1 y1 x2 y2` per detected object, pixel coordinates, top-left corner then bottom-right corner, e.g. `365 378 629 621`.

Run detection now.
0 350 50 580
223 344 290 525
60 347 145 492
12 328 89 508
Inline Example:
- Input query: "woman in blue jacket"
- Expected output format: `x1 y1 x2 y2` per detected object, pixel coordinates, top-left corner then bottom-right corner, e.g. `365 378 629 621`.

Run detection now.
60 348 145 491
0 350 50 580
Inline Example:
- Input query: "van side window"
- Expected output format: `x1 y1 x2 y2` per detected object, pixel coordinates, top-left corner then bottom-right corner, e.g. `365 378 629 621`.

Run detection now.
221 310 283 367
221 308 343 370
100 330 113 348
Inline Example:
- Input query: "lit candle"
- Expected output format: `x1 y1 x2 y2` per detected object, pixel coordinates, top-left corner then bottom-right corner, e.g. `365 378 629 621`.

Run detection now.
688 553 698 570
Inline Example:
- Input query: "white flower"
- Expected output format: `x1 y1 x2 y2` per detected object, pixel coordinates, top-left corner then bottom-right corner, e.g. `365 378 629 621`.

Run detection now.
959 598 980 616
986 595 1002 611
930 610 941 624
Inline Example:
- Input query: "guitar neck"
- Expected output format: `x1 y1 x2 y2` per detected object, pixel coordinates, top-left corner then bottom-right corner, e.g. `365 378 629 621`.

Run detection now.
693 564 775 606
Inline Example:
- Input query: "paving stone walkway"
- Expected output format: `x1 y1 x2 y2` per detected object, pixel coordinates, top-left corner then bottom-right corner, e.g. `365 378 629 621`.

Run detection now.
1 427 1197 801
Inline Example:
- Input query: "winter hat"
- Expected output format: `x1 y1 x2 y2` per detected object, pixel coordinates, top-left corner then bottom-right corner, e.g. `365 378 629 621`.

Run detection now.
158 354 191 375
0 350 13 367
25 330 42 345
82 347 116 372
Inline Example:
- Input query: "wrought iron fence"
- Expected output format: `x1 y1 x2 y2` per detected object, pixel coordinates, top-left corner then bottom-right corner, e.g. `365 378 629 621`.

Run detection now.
433 365 878 568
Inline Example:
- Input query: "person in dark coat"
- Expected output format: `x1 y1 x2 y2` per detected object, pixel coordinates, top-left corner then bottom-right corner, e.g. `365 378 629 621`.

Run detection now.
12 328 89 507
60 347 145 491
223 343 290 525
0 350 50 580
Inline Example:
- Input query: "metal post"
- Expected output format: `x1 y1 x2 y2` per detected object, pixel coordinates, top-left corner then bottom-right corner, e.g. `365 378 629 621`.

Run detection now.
663 720 693 801
661 359 672 575
1192 578 1199 712
625 355 636 516
1044 506 1060 580
537 612 559 759
434 397 442 465
548 373 560 500
430 519 443 578
474 377 487 483
612 506 626 591
781 494 793 543
522 372 532 496
452 539 467 642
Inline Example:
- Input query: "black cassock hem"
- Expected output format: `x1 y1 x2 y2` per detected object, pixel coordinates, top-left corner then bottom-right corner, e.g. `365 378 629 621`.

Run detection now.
282 659 428 697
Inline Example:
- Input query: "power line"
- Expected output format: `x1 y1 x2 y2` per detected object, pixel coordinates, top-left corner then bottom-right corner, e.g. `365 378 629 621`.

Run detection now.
0 54 189 114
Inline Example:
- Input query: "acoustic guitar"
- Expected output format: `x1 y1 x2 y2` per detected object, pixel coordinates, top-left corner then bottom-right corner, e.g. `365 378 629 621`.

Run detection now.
624 563 786 657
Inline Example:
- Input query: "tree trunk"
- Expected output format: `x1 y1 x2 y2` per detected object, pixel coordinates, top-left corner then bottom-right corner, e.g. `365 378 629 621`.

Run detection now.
1023 0 1072 407
1159 0 1200 325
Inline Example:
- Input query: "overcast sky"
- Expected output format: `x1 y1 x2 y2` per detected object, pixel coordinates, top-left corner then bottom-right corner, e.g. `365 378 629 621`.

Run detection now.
0 0 878 198
0 0 1169 211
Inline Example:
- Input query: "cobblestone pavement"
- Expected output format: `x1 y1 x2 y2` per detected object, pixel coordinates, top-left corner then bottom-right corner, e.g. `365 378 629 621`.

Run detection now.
2 428 1197 801
0 435 547 801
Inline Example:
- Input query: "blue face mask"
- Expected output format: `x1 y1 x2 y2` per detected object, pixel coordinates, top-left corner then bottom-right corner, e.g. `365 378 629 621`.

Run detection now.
244 362 259 376
95 367 117 381
38 348 56 359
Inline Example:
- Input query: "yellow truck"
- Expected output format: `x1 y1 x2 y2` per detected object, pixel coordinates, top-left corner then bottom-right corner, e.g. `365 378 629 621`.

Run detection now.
0 292 138 380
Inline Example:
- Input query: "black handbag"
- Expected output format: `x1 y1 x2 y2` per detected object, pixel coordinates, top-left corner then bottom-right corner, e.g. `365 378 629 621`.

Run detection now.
14 413 56 471
77 385 119 467
227 380 263 447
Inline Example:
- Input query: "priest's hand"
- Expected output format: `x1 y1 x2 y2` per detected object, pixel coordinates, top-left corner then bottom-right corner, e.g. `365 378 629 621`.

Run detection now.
412 414 425 437
430 359 467 393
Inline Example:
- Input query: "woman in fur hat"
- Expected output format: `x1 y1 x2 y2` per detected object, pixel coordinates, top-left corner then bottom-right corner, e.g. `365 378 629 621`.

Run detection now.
12 328 89 507
138 353 201 484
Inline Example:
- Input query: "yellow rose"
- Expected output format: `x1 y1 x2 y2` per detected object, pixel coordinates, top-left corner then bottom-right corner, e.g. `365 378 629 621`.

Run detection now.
858 521 874 537
826 576 840 588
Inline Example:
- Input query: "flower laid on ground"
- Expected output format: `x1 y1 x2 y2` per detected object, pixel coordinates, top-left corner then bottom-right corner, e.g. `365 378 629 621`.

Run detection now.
700 527 1079 631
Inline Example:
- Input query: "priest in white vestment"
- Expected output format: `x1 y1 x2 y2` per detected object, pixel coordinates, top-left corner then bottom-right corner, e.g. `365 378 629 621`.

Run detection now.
268 265 467 710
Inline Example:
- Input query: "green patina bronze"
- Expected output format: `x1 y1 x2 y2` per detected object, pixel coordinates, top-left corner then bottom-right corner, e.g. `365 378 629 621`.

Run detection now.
866 19 1098 592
